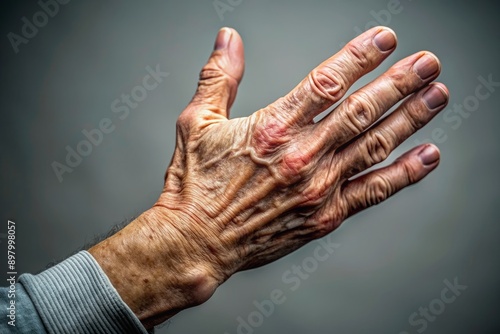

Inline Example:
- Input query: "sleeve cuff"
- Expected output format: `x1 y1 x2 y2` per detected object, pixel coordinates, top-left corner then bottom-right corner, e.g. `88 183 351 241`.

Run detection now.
19 251 149 334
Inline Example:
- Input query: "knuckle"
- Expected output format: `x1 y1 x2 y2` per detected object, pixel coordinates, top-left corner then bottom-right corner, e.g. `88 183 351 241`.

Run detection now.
367 175 392 206
308 67 345 103
401 103 428 130
310 210 344 236
345 42 371 72
343 93 378 133
176 105 208 133
314 219 335 237
199 64 225 84
194 65 230 102
364 130 393 165
386 71 410 99
280 148 312 179
176 112 191 129
400 159 420 184
301 183 329 207
251 113 290 156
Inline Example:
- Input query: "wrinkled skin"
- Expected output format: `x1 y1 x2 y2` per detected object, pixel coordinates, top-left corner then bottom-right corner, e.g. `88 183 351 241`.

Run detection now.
90 26 449 329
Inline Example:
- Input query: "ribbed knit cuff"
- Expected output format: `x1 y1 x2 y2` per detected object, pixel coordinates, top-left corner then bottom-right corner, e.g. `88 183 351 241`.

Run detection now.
19 251 149 334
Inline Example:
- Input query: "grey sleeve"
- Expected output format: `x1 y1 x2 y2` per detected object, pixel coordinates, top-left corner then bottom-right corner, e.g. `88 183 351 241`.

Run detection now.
0 280 48 333
18 251 149 334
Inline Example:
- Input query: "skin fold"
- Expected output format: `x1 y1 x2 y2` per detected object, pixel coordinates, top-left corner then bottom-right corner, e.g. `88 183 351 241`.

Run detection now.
89 26 449 329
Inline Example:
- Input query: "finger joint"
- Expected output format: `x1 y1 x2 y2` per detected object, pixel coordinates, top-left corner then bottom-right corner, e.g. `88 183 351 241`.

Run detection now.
367 174 392 206
280 149 313 180
365 130 393 166
251 114 290 156
345 42 371 72
308 67 345 104
343 93 378 134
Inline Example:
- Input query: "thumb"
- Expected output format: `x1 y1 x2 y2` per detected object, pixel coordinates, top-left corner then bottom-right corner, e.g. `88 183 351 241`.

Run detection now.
190 27 245 118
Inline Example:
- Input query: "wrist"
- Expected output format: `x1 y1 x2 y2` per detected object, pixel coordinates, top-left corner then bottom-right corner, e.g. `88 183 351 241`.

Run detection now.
89 208 220 329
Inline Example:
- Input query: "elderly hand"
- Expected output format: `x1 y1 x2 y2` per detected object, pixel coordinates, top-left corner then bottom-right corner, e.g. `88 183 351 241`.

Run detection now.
90 26 448 329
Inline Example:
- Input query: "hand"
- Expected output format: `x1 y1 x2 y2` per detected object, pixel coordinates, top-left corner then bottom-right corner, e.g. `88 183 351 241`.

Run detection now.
90 26 449 329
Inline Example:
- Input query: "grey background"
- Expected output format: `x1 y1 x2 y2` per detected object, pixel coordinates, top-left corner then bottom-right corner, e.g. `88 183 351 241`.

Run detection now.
1 0 499 333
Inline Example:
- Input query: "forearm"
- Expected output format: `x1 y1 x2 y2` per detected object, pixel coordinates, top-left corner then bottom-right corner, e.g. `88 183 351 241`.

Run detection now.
88 208 220 330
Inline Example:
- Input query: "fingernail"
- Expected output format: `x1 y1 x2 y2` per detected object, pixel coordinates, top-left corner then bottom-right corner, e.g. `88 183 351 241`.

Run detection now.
214 27 232 50
419 145 440 166
414 54 440 80
373 29 396 51
423 85 448 110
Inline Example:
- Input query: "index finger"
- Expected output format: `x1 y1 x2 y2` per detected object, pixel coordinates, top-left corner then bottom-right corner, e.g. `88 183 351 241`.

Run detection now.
270 26 397 125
